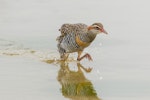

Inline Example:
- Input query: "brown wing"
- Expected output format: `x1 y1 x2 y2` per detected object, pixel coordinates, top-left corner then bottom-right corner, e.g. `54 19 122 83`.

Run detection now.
59 23 88 36
56 23 88 42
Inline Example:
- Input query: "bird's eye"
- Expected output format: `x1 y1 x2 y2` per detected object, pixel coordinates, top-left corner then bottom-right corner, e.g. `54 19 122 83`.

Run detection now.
95 27 99 30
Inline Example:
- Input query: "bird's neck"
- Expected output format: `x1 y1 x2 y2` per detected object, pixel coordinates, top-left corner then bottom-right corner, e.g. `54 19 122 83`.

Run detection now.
85 31 97 42
77 30 97 44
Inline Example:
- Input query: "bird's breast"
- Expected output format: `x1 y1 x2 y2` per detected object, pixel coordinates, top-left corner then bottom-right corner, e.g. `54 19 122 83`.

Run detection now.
75 35 91 47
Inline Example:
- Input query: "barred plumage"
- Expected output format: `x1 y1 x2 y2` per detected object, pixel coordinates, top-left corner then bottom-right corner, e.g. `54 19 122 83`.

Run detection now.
59 23 88 36
57 22 108 61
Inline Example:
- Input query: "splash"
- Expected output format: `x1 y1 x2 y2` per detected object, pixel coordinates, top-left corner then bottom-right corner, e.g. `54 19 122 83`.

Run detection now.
0 39 102 64
0 39 78 63
0 39 58 60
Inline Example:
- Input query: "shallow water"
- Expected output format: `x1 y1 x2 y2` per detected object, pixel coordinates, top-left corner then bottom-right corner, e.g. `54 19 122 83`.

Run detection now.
0 0 150 100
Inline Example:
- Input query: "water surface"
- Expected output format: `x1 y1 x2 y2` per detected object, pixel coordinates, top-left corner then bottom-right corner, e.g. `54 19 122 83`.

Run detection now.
0 0 150 100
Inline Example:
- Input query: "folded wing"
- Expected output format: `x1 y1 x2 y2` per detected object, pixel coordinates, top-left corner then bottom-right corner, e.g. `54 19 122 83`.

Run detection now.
57 23 88 42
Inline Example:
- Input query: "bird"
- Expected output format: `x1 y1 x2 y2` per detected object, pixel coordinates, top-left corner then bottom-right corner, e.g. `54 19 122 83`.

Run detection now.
57 22 108 61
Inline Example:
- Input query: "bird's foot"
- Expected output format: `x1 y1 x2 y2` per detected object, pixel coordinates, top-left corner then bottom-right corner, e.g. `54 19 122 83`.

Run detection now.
77 53 93 61
60 53 69 61
84 53 93 61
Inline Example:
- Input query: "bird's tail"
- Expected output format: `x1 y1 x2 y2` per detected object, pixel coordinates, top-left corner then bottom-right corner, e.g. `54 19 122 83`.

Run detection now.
57 43 69 61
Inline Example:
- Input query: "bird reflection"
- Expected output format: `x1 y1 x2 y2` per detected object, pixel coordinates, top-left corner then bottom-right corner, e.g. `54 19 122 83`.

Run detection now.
57 61 101 100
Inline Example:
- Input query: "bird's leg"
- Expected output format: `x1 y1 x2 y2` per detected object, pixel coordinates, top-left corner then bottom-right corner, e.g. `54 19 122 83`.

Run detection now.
77 51 83 61
77 51 93 61
80 53 93 61
60 53 69 61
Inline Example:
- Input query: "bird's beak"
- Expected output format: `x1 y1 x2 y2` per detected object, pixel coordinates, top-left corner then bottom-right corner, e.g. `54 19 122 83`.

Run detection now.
101 28 108 34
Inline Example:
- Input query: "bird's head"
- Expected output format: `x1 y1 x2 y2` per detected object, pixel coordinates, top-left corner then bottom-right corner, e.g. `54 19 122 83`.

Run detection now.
88 23 108 34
